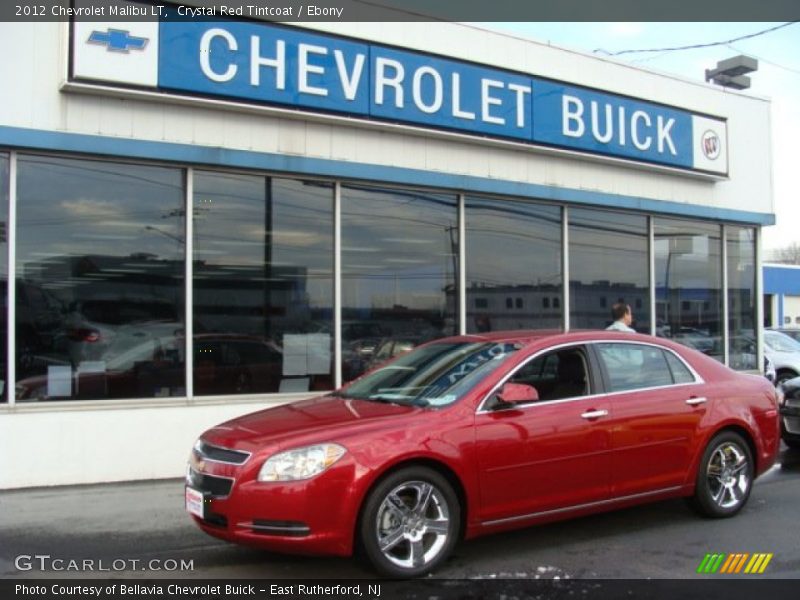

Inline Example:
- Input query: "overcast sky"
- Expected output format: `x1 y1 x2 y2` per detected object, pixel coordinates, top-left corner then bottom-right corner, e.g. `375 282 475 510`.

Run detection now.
482 22 800 254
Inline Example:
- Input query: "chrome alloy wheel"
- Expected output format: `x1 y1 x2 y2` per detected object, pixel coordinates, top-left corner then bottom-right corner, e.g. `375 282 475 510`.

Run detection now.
374 480 451 569
706 442 750 509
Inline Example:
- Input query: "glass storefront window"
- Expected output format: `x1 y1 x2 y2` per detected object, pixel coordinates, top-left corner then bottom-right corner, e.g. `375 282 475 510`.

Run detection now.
193 173 333 394
465 196 562 334
0 154 7 402
15 155 185 401
341 185 458 381
727 226 757 370
655 218 722 362
569 208 650 332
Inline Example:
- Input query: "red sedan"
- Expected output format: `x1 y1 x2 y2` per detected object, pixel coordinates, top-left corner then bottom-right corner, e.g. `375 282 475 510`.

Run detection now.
185 330 780 577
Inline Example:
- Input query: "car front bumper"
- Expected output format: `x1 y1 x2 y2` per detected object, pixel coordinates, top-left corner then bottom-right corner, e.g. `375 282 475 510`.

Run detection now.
187 462 362 557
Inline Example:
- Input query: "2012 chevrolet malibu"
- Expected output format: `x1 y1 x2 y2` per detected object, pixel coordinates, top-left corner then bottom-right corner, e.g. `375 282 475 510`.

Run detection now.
185 330 780 577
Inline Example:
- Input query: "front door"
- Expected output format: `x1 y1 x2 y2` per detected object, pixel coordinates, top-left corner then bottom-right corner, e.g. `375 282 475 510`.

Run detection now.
475 345 613 523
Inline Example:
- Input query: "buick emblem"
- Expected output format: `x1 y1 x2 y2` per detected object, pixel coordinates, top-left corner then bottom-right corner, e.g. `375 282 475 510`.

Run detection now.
701 130 721 160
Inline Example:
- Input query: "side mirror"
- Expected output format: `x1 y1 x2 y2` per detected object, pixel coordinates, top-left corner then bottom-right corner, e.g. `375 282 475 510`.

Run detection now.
497 382 539 405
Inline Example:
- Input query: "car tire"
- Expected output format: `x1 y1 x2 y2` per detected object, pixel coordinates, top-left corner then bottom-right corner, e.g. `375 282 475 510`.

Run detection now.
688 431 754 518
358 466 460 578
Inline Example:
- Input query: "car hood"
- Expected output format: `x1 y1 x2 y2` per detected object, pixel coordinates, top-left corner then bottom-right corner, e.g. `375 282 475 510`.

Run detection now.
765 348 800 369
202 394 423 451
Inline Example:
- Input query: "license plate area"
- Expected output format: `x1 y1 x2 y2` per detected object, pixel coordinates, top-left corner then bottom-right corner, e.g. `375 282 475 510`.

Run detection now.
185 486 208 519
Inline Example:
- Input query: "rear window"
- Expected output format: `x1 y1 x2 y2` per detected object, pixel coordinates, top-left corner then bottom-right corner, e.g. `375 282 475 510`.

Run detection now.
596 343 690 392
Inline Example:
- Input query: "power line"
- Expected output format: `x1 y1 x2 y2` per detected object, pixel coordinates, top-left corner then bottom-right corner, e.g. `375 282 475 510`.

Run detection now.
594 22 798 57
725 43 800 76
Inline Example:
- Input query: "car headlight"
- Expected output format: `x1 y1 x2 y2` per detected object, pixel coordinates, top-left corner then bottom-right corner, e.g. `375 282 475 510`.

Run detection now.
257 443 346 482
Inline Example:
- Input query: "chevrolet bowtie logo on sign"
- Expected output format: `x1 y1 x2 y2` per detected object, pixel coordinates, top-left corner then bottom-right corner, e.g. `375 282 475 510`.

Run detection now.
697 553 773 574
87 29 148 53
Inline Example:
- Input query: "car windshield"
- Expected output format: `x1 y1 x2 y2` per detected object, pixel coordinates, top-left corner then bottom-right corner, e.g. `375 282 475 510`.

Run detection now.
336 341 521 407
765 331 800 353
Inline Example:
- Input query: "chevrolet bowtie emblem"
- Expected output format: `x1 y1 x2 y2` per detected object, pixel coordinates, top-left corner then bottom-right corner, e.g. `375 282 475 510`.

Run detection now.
87 29 148 53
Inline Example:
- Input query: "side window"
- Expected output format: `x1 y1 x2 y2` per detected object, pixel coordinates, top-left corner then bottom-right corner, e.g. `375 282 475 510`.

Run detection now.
596 343 674 392
664 351 696 384
508 348 590 401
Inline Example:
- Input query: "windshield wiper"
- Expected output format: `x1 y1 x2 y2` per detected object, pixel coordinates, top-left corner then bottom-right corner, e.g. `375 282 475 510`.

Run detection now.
367 394 432 407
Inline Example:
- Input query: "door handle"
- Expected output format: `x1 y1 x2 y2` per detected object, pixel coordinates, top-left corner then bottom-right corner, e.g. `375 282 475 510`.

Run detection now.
686 396 707 406
581 409 608 420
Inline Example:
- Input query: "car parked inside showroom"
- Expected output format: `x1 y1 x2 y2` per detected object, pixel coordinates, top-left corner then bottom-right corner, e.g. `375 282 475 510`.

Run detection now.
185 330 780 577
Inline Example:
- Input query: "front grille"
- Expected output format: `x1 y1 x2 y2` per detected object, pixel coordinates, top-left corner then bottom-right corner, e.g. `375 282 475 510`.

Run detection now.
187 467 233 497
197 440 250 465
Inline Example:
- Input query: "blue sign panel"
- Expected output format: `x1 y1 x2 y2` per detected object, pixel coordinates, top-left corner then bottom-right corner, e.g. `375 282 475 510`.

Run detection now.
368 47 533 141
138 19 721 173
532 80 694 169
160 18 370 115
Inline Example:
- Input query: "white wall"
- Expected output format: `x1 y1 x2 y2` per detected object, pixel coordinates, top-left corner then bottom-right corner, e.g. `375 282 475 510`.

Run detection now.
0 396 298 489
783 297 800 326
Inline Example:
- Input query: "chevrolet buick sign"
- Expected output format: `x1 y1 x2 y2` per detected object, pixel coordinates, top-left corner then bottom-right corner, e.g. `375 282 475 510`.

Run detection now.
71 17 729 176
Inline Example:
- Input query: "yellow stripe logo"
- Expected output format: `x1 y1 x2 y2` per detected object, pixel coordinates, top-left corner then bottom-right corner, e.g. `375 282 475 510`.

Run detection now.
697 553 773 574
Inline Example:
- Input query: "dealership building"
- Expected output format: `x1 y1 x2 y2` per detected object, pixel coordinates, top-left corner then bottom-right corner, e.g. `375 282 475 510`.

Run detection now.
0 8 775 488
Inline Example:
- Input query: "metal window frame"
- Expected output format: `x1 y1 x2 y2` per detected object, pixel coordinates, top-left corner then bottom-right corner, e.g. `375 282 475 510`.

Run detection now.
334 181 342 389
458 194 466 336
755 227 765 373
721 223 730 366
562 205 570 332
6 152 16 407
648 216 656 337
185 167 194 400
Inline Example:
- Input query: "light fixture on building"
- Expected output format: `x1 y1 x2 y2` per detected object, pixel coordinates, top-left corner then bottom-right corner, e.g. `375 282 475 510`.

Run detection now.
705 55 758 90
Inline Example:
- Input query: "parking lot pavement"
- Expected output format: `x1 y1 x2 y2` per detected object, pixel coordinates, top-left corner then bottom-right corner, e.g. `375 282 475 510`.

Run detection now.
2 446 800 580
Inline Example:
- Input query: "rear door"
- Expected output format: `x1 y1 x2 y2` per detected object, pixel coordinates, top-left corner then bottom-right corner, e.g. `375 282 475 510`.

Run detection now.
474 344 613 523
593 342 708 497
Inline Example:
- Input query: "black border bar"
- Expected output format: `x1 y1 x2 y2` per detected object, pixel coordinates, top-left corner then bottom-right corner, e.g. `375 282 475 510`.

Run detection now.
4 0 800 22
6 579 800 600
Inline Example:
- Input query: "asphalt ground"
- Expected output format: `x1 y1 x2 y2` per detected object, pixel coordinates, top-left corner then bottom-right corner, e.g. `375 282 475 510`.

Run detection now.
2 445 799 581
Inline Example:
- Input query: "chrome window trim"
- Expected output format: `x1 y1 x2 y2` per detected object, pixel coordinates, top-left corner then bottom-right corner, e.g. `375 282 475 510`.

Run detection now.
475 339 705 415
481 485 684 527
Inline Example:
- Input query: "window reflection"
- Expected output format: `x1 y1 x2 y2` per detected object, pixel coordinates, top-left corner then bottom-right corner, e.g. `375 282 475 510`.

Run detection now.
727 227 756 370
15 155 185 401
0 154 7 402
194 173 333 394
655 219 722 362
341 185 458 381
465 196 562 333
569 208 650 332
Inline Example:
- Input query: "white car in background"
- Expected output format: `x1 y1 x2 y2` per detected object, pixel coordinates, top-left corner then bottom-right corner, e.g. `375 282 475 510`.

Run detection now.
764 330 800 386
